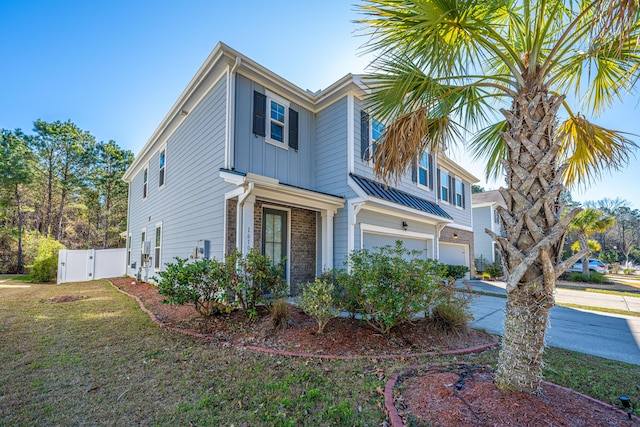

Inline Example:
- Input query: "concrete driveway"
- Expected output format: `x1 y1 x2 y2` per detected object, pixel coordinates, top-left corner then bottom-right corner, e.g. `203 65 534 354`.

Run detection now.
468 280 640 365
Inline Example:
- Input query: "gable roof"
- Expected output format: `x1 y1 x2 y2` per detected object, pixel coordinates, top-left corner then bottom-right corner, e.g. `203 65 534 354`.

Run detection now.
472 189 506 208
349 173 452 220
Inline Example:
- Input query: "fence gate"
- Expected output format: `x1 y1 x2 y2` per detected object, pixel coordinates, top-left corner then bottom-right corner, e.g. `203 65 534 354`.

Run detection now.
57 248 126 284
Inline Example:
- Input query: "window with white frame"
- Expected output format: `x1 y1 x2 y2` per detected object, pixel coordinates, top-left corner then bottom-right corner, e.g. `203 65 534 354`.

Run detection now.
154 223 162 270
158 149 166 188
418 152 430 187
142 167 148 199
455 180 464 207
140 228 147 266
440 170 450 202
127 233 132 267
370 117 384 160
267 94 289 146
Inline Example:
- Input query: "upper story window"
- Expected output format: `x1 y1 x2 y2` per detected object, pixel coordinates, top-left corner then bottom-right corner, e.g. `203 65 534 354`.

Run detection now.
440 170 450 202
252 90 299 150
455 180 464 207
418 152 432 188
158 149 166 188
142 167 148 199
360 111 384 161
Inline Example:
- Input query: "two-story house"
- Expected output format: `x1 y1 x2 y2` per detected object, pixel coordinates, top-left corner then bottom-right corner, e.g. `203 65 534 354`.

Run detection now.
472 190 506 272
122 42 479 292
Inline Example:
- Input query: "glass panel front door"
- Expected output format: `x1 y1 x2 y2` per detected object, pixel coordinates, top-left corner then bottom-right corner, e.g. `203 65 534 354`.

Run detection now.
263 208 287 271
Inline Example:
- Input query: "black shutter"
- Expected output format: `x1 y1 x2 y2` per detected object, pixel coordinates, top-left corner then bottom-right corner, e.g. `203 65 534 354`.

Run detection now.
450 176 455 204
428 154 434 189
411 157 417 182
253 91 266 137
461 182 466 209
437 168 441 199
288 108 299 150
360 110 370 160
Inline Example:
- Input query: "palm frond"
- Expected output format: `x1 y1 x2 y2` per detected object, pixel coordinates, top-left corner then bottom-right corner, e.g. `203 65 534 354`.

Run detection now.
557 115 638 188
469 120 508 182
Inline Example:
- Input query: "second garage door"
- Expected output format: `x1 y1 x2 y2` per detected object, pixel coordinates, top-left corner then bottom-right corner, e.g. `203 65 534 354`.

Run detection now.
439 242 468 266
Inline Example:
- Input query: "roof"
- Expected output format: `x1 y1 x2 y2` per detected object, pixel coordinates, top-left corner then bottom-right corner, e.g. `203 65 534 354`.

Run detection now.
349 174 453 220
472 190 506 208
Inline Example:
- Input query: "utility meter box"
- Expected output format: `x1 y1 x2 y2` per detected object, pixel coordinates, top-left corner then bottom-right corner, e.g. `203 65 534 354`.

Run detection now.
194 240 210 260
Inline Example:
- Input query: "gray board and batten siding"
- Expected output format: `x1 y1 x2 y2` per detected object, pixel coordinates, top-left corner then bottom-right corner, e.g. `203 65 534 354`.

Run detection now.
127 73 235 278
473 205 496 263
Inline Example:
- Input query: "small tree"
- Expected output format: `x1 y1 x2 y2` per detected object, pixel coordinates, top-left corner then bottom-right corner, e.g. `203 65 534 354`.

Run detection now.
300 279 338 334
29 236 65 282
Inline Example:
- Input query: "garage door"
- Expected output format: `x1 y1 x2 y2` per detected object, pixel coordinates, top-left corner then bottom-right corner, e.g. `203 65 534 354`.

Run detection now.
439 242 468 266
362 233 430 260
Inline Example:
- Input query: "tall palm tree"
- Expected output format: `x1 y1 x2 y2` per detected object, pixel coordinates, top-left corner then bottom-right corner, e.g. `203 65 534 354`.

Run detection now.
569 208 614 274
358 0 640 394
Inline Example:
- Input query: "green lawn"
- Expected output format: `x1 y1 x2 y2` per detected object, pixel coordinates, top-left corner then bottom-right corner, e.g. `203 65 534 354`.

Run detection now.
1 279 640 425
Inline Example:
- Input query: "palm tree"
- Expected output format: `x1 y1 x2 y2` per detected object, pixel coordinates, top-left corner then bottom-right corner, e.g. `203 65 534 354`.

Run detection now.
569 208 615 274
358 0 639 394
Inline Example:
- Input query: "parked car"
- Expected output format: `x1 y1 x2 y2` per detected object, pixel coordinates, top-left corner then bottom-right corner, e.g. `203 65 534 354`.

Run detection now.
569 259 608 274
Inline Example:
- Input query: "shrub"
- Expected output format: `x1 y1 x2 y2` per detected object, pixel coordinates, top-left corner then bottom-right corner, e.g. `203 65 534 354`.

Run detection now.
346 241 441 334
623 268 635 275
226 248 287 319
321 269 361 318
566 272 606 283
300 279 337 334
156 257 230 316
29 236 65 282
485 264 502 279
430 302 470 335
439 264 469 280
270 299 290 332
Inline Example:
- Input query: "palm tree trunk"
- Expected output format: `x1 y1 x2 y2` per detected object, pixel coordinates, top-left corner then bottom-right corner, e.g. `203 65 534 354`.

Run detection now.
492 84 581 394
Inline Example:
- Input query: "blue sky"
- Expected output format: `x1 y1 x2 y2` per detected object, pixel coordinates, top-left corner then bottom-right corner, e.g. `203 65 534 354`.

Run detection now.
2 1 638 208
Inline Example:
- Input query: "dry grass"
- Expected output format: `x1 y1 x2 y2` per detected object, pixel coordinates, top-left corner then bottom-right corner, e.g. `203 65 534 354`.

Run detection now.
0 280 387 426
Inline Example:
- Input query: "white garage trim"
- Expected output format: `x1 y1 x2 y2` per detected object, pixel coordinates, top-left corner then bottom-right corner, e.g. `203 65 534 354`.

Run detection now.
360 223 435 256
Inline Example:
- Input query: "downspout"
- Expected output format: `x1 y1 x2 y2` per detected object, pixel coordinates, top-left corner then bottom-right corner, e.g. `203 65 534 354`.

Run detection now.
226 57 241 169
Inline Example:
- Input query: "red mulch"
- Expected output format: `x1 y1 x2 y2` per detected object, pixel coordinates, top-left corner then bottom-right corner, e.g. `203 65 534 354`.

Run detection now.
395 366 637 426
108 277 495 357
109 277 636 426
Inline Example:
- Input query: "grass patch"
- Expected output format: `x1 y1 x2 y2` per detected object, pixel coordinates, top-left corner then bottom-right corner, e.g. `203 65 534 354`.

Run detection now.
3 279 640 424
4 275 31 281
556 303 640 318
585 288 640 297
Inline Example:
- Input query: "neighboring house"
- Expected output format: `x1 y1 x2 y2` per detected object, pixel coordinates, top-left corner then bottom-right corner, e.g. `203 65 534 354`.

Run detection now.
472 190 506 271
122 42 479 292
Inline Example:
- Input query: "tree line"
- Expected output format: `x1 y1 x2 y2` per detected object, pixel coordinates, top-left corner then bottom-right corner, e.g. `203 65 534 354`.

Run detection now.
0 120 134 273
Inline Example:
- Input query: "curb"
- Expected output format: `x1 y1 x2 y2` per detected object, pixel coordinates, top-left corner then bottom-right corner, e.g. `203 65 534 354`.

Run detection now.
383 363 640 427
108 280 499 361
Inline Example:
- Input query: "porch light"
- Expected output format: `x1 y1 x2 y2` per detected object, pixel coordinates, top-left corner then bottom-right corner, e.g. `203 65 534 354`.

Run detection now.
453 233 458 239
402 221 408 230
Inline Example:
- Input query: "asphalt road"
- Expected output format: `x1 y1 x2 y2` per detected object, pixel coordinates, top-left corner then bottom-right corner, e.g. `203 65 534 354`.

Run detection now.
467 280 640 365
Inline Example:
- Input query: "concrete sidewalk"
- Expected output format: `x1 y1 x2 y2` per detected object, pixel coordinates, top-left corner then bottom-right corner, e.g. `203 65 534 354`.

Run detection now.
465 280 640 364
465 279 640 313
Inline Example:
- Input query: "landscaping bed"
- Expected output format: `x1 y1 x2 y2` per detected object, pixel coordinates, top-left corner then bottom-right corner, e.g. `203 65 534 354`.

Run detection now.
109 277 496 358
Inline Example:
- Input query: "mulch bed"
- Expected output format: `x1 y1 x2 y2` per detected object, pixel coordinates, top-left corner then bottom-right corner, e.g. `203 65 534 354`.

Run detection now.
394 365 638 426
109 277 636 426
108 277 496 357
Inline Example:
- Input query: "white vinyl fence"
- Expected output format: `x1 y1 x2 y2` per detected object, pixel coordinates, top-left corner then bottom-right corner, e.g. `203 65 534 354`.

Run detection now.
57 248 126 284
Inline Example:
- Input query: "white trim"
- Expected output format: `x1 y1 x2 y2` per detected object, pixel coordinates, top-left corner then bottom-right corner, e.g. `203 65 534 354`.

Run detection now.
442 223 474 232
472 202 495 209
157 145 167 190
225 58 241 169
360 223 435 258
347 199 365 257
142 164 149 200
265 90 290 148
154 221 163 271
347 93 355 174
261 204 291 290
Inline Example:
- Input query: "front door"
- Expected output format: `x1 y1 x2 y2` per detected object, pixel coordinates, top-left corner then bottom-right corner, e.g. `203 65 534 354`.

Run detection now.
262 208 287 276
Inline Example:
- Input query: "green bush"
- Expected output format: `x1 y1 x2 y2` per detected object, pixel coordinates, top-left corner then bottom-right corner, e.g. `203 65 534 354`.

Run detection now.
439 264 469 280
156 257 230 316
28 236 65 282
566 272 607 283
623 268 635 275
321 269 361 318
300 279 338 334
343 241 441 334
485 264 502 278
226 248 287 319
156 249 286 319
